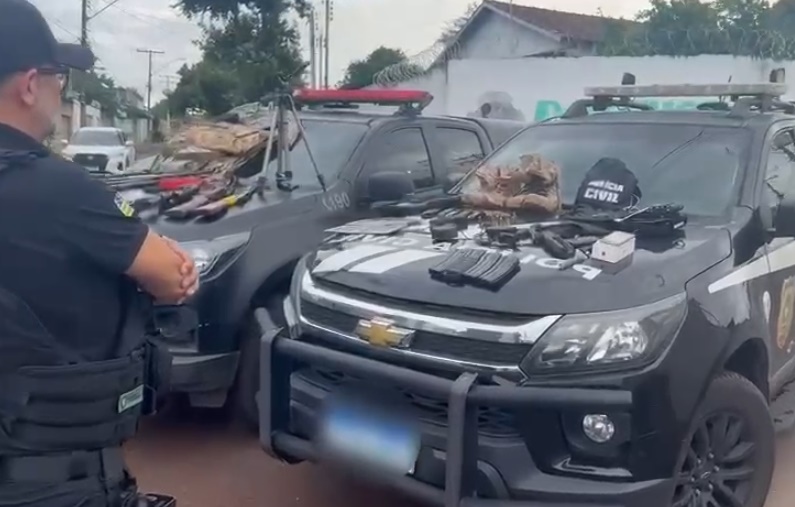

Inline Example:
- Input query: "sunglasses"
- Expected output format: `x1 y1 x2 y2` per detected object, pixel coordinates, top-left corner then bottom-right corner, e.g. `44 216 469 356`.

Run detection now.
37 66 70 91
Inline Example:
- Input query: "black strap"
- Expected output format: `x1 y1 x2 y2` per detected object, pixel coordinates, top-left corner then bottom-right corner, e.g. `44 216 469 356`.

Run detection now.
0 149 47 173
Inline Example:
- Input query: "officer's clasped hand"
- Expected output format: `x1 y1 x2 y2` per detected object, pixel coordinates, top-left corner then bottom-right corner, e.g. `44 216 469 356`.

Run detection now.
162 237 199 304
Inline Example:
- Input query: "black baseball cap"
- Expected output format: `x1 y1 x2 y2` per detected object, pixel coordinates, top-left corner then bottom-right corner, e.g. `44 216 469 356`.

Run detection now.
0 0 95 79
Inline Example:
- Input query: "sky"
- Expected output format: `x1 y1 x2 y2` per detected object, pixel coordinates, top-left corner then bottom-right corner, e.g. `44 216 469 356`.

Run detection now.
30 0 650 104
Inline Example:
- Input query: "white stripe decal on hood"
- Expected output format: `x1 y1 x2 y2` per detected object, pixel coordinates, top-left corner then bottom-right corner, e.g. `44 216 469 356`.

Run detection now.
313 245 396 273
707 242 795 294
348 249 444 274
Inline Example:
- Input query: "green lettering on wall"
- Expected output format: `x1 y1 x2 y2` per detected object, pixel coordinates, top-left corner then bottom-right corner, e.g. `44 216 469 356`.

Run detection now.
534 100 565 121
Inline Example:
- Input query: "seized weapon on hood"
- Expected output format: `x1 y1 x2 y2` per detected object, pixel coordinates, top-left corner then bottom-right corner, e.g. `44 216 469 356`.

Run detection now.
163 176 236 219
194 176 267 220
478 222 608 259
429 248 521 290
100 167 217 190
130 182 204 213
159 184 203 212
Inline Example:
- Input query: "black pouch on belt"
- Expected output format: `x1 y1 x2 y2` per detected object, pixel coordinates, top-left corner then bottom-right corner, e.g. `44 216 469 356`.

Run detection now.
142 339 172 415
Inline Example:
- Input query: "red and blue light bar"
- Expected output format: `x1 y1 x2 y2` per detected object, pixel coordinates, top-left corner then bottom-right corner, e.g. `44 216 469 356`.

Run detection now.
294 88 433 109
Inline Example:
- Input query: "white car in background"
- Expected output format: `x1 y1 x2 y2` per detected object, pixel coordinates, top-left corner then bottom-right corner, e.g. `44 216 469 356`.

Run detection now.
61 127 136 174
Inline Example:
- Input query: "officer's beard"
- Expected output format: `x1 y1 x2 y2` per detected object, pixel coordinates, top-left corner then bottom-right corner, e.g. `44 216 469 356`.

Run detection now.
30 88 62 143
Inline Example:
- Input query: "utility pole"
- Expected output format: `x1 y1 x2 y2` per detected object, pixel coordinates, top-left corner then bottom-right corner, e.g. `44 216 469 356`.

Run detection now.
80 0 89 46
137 48 164 112
79 0 90 128
323 0 331 88
137 49 164 141
318 33 324 89
308 8 317 88
161 75 178 136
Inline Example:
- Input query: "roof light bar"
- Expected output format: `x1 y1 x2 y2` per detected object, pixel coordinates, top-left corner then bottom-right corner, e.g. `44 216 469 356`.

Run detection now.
294 88 433 106
584 83 788 98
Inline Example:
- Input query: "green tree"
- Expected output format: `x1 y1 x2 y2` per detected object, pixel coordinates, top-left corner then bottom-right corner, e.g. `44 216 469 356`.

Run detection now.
341 47 412 89
167 61 240 116
767 0 795 36
595 0 795 57
164 0 307 117
71 70 121 117
634 0 724 55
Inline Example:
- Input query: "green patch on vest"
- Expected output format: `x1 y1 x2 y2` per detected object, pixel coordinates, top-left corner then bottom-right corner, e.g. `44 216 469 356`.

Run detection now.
118 384 144 413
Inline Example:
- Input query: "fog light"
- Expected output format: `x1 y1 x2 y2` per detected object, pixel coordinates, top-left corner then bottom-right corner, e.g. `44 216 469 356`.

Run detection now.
582 414 615 443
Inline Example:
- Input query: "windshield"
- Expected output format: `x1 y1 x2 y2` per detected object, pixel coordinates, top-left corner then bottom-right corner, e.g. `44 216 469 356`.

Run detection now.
70 130 122 146
265 120 367 188
458 123 750 217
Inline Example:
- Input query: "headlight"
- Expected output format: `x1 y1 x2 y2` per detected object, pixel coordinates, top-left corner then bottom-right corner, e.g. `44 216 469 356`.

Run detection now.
180 232 250 276
521 293 687 374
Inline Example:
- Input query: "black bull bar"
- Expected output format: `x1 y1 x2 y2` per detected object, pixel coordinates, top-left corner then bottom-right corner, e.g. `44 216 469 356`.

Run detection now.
255 309 634 507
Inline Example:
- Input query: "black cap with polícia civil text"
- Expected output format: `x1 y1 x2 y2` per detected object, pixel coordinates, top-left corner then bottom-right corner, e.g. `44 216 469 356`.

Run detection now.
0 0 95 79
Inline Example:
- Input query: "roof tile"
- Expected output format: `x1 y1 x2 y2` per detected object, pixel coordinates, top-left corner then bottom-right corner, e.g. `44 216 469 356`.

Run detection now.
485 0 638 42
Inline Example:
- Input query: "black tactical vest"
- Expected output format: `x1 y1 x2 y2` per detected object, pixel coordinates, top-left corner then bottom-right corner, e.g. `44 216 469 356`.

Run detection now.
0 149 170 457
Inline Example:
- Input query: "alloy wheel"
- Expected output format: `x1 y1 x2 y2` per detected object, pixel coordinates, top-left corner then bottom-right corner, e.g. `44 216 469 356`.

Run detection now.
673 412 756 507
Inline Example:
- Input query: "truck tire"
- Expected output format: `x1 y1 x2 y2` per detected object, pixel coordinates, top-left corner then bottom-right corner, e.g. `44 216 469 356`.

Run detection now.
671 372 774 507
234 292 286 430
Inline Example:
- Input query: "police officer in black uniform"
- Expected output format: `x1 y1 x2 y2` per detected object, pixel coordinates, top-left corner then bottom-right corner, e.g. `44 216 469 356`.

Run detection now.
0 1 199 506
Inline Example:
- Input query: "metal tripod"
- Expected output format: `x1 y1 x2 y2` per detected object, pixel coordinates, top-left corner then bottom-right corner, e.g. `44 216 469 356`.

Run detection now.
261 91 326 192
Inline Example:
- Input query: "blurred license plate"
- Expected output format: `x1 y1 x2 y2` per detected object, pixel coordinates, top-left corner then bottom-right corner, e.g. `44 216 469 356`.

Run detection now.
317 394 421 475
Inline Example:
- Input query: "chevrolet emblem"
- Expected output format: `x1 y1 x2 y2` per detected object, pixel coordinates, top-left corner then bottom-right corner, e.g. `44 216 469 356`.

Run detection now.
354 317 414 348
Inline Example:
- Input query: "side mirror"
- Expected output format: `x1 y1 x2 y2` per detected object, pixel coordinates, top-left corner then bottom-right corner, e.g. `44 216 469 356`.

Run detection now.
774 192 795 236
126 140 134 147
443 172 465 192
366 171 415 203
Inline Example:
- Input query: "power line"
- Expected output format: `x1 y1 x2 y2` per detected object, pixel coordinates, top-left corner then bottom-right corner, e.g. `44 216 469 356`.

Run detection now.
88 0 124 20
153 57 187 76
48 18 81 41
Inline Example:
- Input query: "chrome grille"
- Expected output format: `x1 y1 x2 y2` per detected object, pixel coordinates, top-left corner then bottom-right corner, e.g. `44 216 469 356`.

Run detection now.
73 153 109 171
301 301 532 366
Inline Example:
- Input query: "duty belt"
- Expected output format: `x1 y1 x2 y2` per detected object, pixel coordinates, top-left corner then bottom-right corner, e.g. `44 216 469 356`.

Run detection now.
0 347 149 455
0 447 125 483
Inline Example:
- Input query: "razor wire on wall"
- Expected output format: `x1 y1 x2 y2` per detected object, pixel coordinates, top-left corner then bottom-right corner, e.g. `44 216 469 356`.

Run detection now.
373 26 795 88
374 38 463 87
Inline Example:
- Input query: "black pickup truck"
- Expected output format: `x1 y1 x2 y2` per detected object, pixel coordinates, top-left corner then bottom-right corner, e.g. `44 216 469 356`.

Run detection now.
256 81 795 507
113 89 525 425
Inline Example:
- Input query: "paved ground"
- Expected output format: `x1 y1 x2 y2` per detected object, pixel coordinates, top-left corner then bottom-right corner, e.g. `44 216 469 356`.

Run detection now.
125 404 795 507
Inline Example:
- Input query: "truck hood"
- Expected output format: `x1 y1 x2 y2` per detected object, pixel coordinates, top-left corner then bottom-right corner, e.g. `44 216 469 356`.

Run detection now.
63 145 126 157
307 217 732 315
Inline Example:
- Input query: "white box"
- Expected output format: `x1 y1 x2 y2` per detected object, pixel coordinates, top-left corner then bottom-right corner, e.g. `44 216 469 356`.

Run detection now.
591 231 636 264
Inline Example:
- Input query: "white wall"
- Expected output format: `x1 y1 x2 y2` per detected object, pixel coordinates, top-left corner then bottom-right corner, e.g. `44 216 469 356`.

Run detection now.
70 100 81 136
382 55 792 122
116 118 150 144
85 103 101 127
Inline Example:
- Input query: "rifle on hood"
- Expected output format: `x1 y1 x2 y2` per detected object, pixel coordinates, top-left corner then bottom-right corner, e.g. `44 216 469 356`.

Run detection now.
194 176 267 220
163 176 236 219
